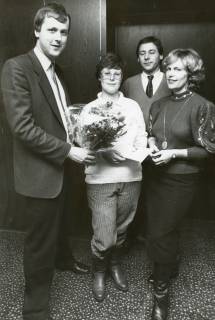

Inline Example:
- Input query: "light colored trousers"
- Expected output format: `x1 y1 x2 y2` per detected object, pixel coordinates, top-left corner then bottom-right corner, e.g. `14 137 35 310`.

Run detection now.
86 181 141 259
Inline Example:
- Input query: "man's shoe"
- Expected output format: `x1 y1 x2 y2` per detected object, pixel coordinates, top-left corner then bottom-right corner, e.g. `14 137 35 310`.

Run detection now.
56 260 89 274
110 264 128 292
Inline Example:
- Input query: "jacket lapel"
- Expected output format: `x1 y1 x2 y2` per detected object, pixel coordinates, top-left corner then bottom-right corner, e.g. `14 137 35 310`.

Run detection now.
28 50 64 128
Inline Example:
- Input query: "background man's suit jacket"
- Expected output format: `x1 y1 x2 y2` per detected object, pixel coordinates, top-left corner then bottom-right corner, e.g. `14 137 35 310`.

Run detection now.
1 50 71 198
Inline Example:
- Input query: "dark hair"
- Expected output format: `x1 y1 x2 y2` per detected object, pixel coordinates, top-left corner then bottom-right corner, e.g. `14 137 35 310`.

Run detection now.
162 48 205 90
34 2 71 33
96 52 125 80
136 36 163 57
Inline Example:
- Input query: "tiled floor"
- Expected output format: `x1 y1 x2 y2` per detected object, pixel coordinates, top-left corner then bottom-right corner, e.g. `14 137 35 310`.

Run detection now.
0 219 215 320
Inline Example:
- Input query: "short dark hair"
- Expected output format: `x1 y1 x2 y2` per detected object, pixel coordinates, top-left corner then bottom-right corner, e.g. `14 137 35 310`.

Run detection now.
96 52 125 80
136 36 163 57
34 2 71 33
162 48 205 90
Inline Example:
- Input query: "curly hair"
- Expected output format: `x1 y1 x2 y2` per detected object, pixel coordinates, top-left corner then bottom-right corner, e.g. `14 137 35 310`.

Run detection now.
162 48 205 90
96 52 125 80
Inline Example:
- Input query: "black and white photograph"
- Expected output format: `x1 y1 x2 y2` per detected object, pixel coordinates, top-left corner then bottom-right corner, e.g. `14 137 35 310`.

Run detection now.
0 1 215 319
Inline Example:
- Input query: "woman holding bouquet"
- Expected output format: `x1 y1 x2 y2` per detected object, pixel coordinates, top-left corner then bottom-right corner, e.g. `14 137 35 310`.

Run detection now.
146 48 215 320
79 53 148 301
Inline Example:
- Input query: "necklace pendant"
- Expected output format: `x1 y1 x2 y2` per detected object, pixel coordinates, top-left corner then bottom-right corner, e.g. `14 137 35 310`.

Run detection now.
162 140 168 149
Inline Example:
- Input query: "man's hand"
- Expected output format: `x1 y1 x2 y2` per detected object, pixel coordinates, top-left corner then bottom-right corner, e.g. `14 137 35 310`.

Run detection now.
68 147 96 165
101 149 126 164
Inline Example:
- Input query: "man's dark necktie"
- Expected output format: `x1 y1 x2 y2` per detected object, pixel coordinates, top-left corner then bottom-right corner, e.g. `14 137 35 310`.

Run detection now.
146 75 154 98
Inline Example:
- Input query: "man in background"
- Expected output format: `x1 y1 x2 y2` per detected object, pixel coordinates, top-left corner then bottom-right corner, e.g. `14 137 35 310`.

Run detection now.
1 3 96 319
122 36 170 244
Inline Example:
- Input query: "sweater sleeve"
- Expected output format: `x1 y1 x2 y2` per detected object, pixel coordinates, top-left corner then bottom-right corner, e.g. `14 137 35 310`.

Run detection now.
187 102 210 160
131 102 148 152
196 102 215 153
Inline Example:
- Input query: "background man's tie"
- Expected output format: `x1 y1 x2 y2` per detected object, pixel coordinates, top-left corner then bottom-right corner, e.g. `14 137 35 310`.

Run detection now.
146 75 154 98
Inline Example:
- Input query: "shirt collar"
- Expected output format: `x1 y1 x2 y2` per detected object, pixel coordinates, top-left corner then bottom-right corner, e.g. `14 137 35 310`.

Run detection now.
34 46 52 72
141 69 162 79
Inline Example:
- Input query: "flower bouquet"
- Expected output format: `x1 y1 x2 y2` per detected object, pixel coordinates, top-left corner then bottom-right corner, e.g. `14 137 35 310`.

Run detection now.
68 101 127 151
67 103 85 143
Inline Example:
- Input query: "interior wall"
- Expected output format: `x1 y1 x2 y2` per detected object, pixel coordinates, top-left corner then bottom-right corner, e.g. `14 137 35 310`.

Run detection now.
58 0 106 103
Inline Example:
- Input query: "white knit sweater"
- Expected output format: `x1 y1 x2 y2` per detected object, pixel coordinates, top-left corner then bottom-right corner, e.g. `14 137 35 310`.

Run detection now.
82 92 147 184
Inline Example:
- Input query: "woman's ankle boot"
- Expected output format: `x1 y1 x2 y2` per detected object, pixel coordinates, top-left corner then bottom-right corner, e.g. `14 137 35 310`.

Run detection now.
152 281 169 320
92 256 107 302
109 247 128 291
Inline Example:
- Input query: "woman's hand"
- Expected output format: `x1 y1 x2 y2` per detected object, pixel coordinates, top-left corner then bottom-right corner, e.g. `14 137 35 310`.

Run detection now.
101 149 126 164
151 149 188 165
151 150 175 165
149 144 159 155
148 137 159 155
